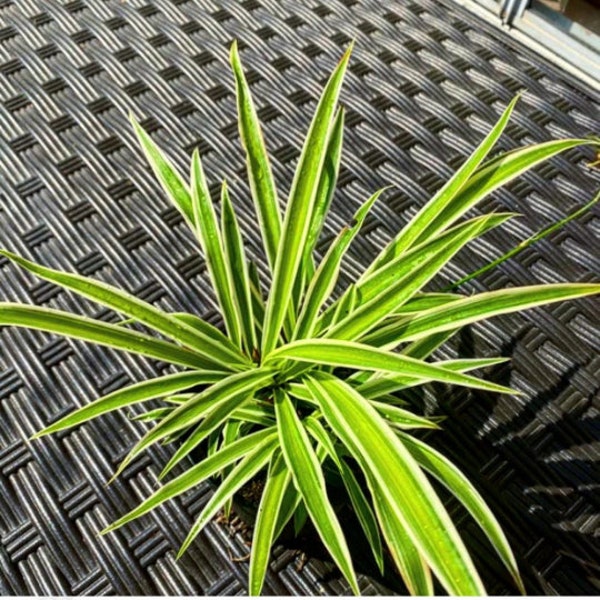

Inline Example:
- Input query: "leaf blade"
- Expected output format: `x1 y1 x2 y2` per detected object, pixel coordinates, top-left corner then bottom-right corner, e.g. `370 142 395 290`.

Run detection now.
367 95 521 271
269 339 517 395
274 389 359 594
249 452 290 596
34 370 223 438
221 182 257 355
102 428 277 534
191 152 242 347
0 250 246 369
398 432 524 593
306 374 485 595
392 284 600 344
130 114 194 225
0 303 211 370
261 46 352 355
294 188 385 340
177 435 277 556
230 41 282 272
113 368 274 479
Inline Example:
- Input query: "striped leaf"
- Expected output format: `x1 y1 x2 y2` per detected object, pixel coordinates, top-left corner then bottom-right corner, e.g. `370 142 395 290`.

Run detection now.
249 452 290 595
159 391 253 478
354 213 513 305
177 434 278 556
367 95 520 273
112 369 274 479
418 138 594 245
398 432 524 593
294 188 384 340
34 370 223 438
261 46 352 356
305 417 385 573
0 303 211 370
357 357 508 399
102 428 277 534
274 389 359 594
0 250 248 369
269 339 517 395
390 284 600 344
367 472 433 595
230 41 282 271
306 374 485 595
325 217 490 342
302 107 345 279
191 151 242 347
221 182 257 355
130 114 194 225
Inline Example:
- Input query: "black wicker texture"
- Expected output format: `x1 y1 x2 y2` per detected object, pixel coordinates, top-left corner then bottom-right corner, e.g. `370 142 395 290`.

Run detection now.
0 0 599 595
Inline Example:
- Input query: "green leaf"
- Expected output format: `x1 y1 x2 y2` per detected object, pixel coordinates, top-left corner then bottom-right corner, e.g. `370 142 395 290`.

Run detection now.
130 407 172 422
357 357 508 399
0 303 211 370
368 472 433 595
261 46 352 356
398 329 459 358
113 369 274 479
369 402 440 430
316 282 359 336
230 403 275 427
305 417 385 574
221 420 244 518
353 213 514 308
269 339 517 395
399 432 524 593
191 151 242 347
177 434 278 557
130 114 194 226
367 95 521 272
451 189 600 288
34 370 222 438
230 41 282 272
0 251 246 370
249 452 290 596
248 259 265 343
306 374 485 595
391 292 463 315
102 427 277 534
159 391 253 478
163 394 193 404
294 189 385 340
302 107 346 279
220 182 257 355
325 216 494 342
419 138 594 245
274 389 359 594
171 312 238 353
390 284 600 344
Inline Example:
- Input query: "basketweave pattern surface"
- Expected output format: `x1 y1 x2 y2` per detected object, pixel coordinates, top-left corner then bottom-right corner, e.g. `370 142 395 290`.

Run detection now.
0 0 598 595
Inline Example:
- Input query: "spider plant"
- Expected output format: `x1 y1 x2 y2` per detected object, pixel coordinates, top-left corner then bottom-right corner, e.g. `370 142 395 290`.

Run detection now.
1 41 598 596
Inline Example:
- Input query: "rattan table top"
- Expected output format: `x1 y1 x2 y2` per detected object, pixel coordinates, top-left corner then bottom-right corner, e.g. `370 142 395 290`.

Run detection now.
0 0 598 595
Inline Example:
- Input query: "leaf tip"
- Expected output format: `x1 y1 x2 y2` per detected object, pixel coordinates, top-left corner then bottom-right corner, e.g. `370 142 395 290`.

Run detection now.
98 525 114 536
128 110 141 129
158 461 174 481
176 540 190 560
229 39 239 64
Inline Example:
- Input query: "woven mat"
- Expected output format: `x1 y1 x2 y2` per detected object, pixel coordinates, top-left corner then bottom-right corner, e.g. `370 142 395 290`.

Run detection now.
0 0 599 595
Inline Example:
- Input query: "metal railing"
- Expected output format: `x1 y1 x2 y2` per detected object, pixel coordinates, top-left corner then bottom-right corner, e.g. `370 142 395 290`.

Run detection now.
499 0 530 24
